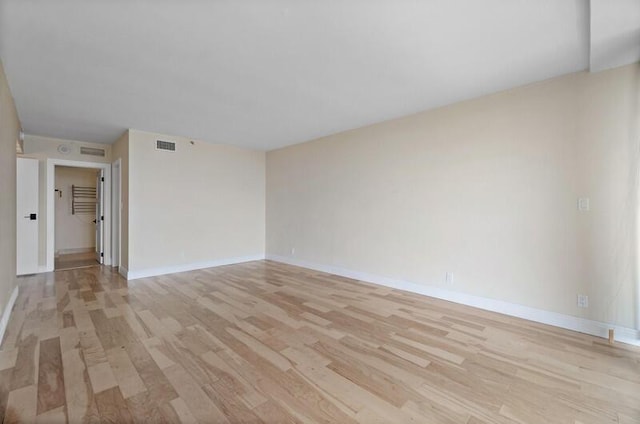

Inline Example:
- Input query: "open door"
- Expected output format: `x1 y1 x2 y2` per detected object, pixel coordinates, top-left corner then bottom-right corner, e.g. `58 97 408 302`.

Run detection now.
17 157 39 275
95 170 104 263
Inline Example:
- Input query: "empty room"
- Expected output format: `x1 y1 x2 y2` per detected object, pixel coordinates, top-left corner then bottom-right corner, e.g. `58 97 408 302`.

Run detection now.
0 1 639 423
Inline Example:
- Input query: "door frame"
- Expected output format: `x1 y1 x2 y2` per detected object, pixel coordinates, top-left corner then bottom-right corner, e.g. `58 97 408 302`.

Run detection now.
95 169 105 264
46 158 111 272
111 158 121 268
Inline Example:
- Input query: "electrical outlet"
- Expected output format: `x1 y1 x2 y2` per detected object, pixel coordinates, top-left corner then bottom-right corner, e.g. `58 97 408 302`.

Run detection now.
578 197 590 212
577 294 588 308
445 272 454 285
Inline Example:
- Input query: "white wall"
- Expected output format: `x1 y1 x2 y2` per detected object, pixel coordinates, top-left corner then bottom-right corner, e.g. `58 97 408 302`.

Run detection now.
267 64 640 330
590 0 640 72
22 135 112 163
126 130 265 277
54 166 98 255
0 59 20 337
21 135 111 267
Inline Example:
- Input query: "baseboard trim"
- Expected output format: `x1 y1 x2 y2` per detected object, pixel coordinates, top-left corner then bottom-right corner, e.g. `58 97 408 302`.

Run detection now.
266 254 640 346
118 266 128 279
126 254 266 280
0 285 19 345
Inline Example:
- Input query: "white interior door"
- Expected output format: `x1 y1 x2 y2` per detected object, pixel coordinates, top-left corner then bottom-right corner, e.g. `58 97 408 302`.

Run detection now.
95 170 104 263
17 157 39 275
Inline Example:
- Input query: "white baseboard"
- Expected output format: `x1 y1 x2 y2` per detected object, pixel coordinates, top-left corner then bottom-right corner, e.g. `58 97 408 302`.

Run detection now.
118 266 128 279
125 254 266 280
266 254 640 346
0 285 19 345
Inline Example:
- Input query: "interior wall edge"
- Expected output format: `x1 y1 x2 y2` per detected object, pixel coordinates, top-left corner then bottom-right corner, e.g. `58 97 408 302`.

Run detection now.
118 265 128 280
0 285 19 345
265 254 640 346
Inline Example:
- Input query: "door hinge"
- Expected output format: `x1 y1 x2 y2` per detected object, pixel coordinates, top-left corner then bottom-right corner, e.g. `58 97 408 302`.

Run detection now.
101 252 104 257
101 177 104 182
101 215 104 221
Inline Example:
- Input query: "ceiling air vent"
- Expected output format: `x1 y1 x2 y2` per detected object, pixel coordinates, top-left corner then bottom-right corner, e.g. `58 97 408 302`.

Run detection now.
156 140 176 152
80 146 106 157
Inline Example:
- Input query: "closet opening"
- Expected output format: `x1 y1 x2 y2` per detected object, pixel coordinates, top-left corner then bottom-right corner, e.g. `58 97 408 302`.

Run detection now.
53 165 104 270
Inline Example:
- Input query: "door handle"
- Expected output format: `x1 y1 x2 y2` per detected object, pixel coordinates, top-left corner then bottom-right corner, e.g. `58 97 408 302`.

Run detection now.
23 213 36 220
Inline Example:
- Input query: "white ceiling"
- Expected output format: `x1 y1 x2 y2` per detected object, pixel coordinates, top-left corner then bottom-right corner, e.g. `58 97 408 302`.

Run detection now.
0 0 626 150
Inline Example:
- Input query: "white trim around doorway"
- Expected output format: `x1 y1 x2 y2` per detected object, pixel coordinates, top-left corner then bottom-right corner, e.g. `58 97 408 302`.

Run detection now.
111 158 121 269
46 159 112 272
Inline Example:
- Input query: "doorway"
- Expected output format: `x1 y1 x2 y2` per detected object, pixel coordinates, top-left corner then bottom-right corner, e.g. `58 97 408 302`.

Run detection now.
46 158 111 272
53 165 103 270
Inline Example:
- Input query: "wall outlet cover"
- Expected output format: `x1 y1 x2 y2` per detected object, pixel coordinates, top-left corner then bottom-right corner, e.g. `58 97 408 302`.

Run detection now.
578 197 590 212
445 272 454 285
577 294 589 308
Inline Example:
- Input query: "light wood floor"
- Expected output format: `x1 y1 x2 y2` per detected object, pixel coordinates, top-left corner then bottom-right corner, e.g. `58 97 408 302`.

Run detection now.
1 261 639 423
54 252 99 271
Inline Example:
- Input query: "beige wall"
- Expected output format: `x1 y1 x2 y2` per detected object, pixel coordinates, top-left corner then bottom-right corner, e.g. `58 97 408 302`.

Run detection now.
54 166 98 255
267 64 640 329
22 135 111 163
112 131 129 270
0 59 20 325
21 135 111 267
127 130 265 274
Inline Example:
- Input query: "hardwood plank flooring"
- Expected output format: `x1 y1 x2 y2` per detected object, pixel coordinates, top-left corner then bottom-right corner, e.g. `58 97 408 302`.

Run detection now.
1 260 639 423
54 252 99 272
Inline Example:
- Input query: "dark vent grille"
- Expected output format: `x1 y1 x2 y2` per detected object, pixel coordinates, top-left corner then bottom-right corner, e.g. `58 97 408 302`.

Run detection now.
156 140 176 151
80 146 106 157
